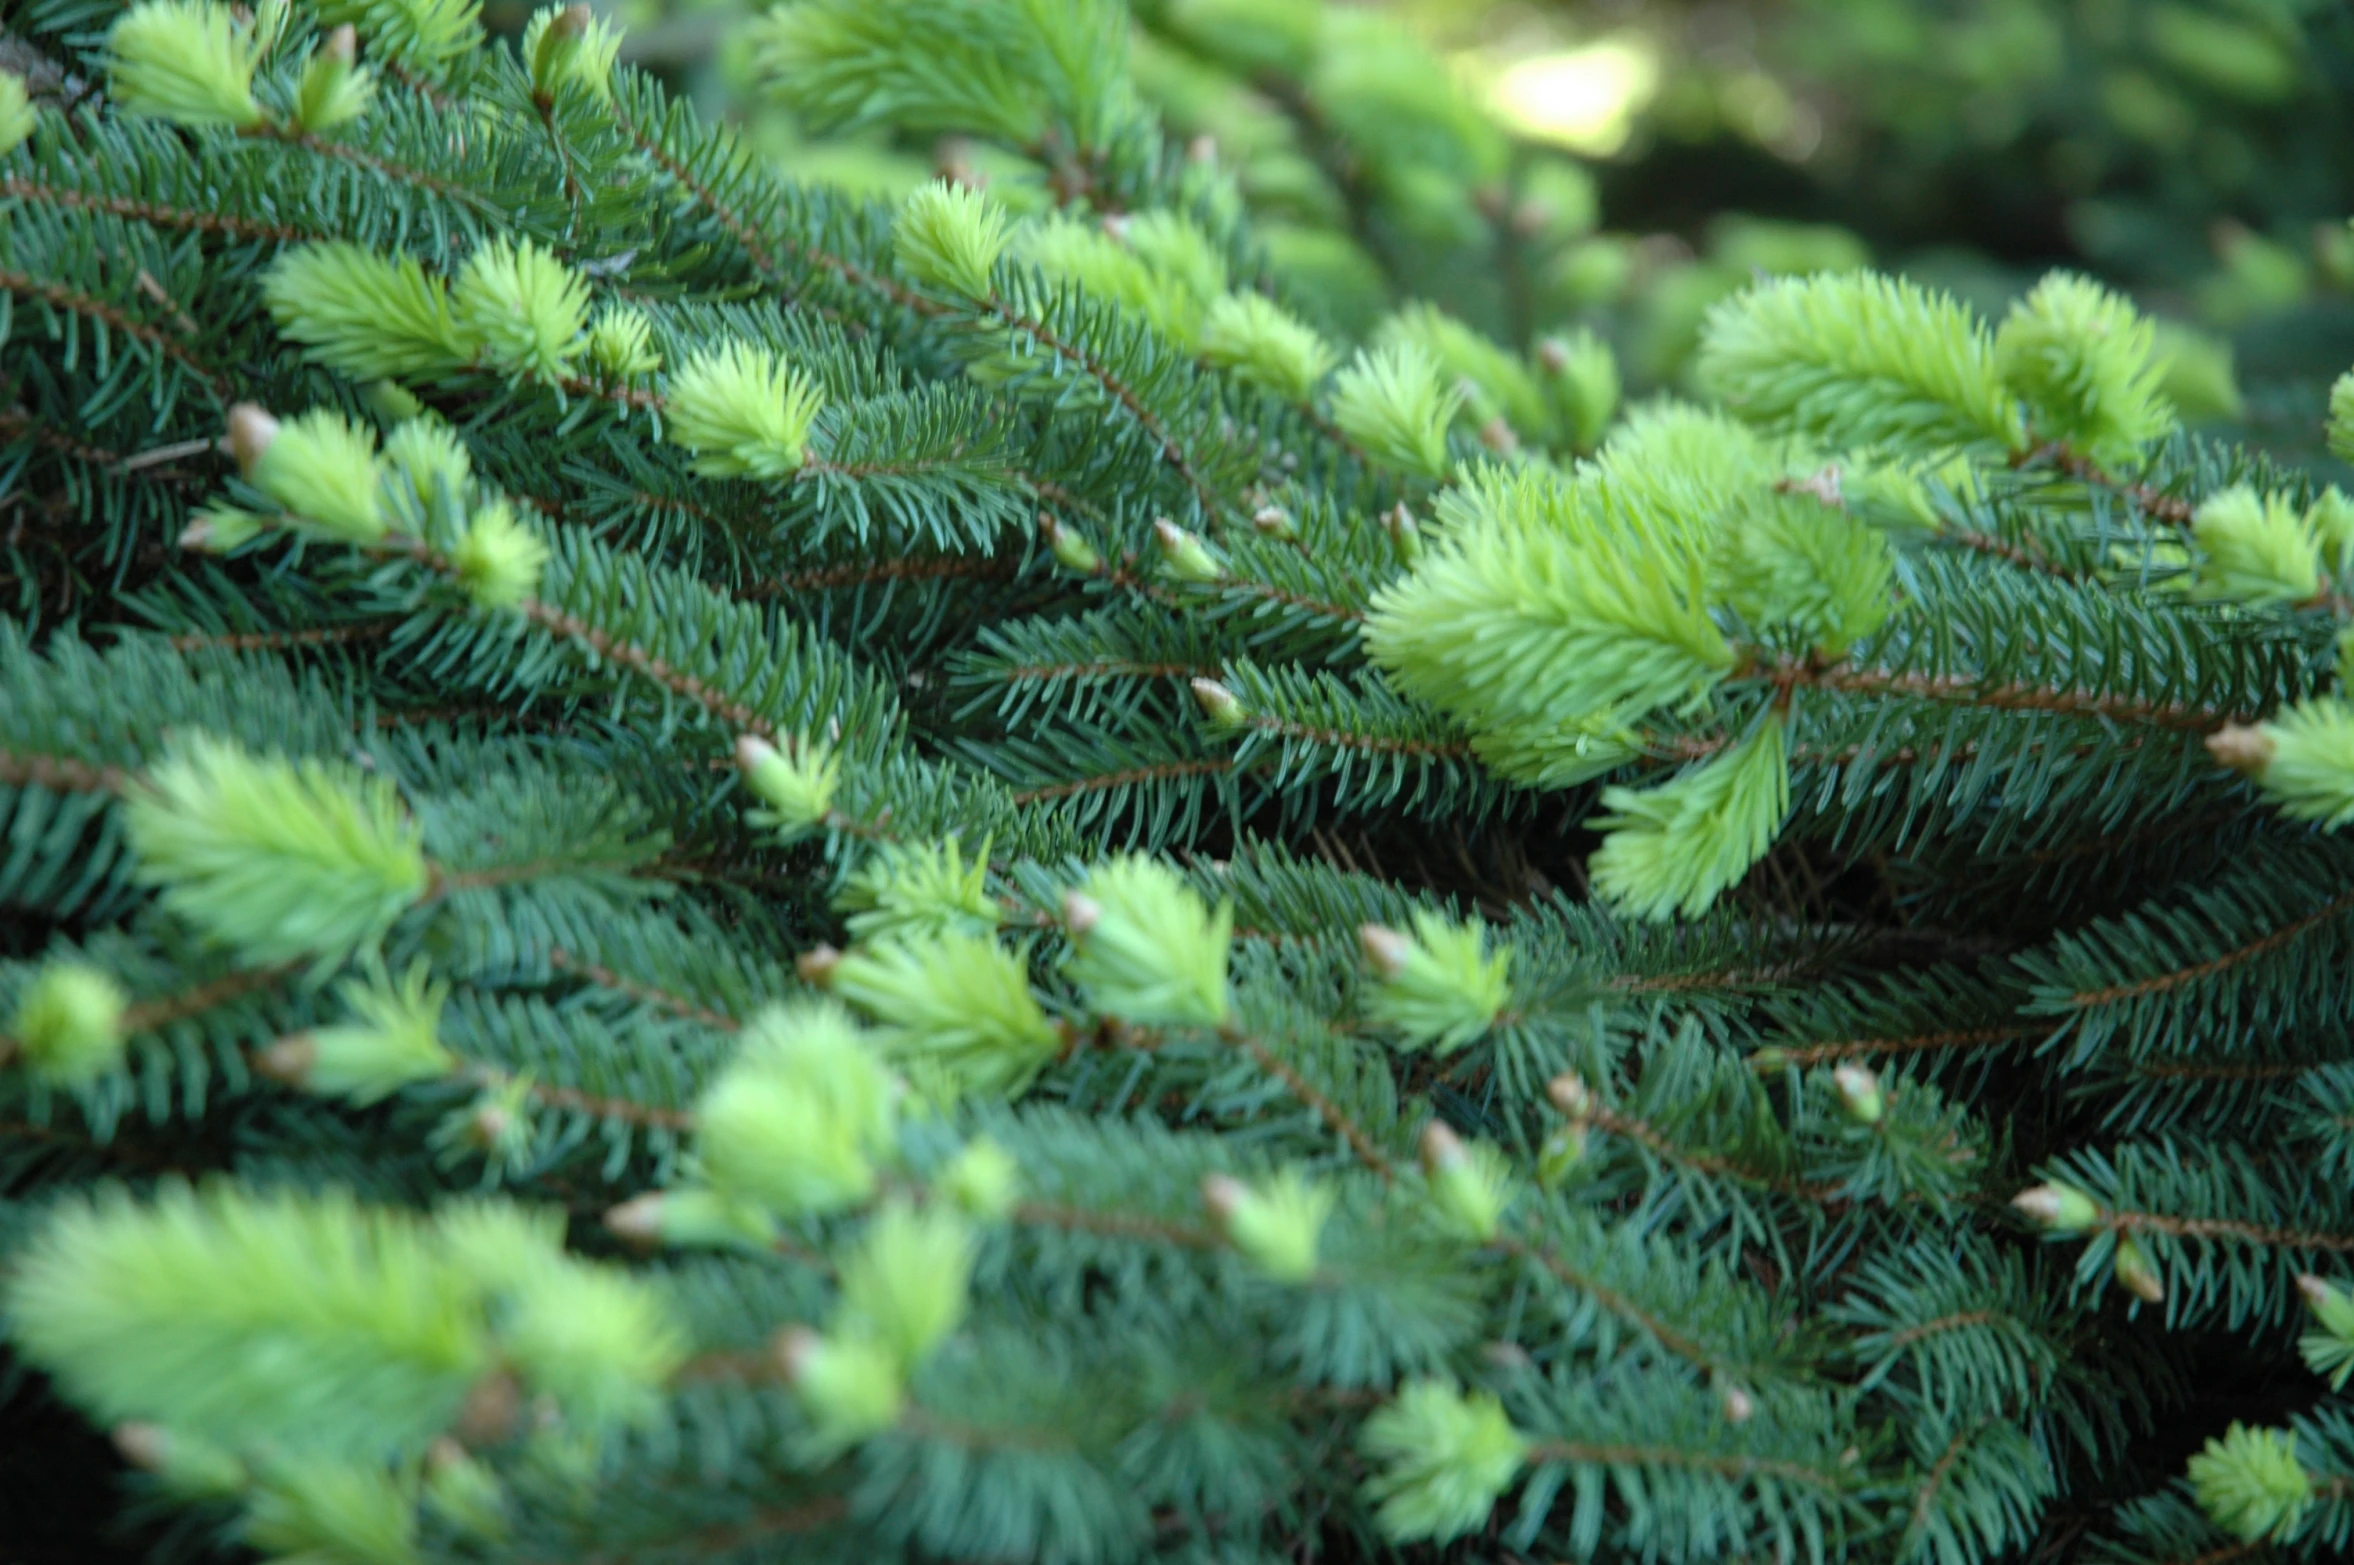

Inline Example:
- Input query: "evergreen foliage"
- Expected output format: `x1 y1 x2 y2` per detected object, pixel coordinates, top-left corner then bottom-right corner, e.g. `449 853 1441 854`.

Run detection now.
10 3 2354 1564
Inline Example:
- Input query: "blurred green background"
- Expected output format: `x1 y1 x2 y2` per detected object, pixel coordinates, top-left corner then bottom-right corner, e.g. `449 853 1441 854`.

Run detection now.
548 0 2354 473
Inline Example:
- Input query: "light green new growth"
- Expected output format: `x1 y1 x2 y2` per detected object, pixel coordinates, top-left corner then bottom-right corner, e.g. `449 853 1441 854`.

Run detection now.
1204 1168 1332 1283
1994 271 2176 466
1062 855 1234 1028
665 341 826 479
1713 488 1896 655
293 25 375 135
694 1001 897 1218
829 933 1062 1100
1360 1380 1530 1543
1200 291 1336 402
586 306 661 381
289 962 455 1103
834 1199 974 1369
1696 272 2018 454
265 243 478 382
313 0 482 84
452 500 550 610
736 735 840 840
106 0 265 130
2299 1275 2354 1389
2244 700 2354 828
2190 485 2322 605
838 837 1001 943
454 239 590 385
895 180 1014 300
1368 467 1735 732
0 70 37 158
1590 716 1791 922
125 735 429 970
522 2 623 102
2187 1423 2312 1543
1539 328 1621 450
1419 1124 1514 1242
3 1183 489 1458
1360 912 1512 1053
245 408 389 542
1330 344 1464 480
8 962 130 1087
380 417 472 515
243 1457 422 1565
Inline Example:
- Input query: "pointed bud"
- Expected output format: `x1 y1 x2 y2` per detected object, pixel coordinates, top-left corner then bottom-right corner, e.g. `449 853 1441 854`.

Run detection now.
1251 504 1297 540
1152 518 1221 583
1535 337 1571 374
941 1137 1021 1221
2207 722 2275 776
2114 1234 2165 1304
1721 1384 1755 1424
1202 1169 1331 1283
1546 1072 1593 1120
113 1423 172 1471
1419 1123 1512 1241
1382 503 1422 565
1783 464 1844 509
1043 516 1101 574
1832 1063 1885 1125
1536 1124 1585 1188
454 1370 523 1447
294 22 372 134
1190 677 1247 731
1748 1046 1793 1073
252 1033 319 1087
1477 415 1519 455
796 944 842 987
2012 1183 2101 1234
1360 923 1412 980
603 1192 667 1247
735 733 839 841
2298 1273 2354 1342
1061 891 1101 941
227 404 279 475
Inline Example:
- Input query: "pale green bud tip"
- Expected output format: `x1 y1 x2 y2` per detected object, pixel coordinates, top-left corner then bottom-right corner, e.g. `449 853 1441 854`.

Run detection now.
107 0 266 130
1360 923 1411 979
294 24 374 135
778 1327 904 1447
1059 856 1234 1029
454 500 550 610
587 307 661 380
1383 503 1422 563
1545 1071 1591 1119
227 403 279 475
667 342 823 480
735 734 839 839
248 408 386 543
1251 505 1296 539
10 962 130 1085
1044 517 1102 574
1153 518 1221 583
2113 1234 2165 1304
604 1188 778 1252
0 70 38 158
2190 1423 2312 1543
1360 1380 1529 1543
456 238 590 385
1190 678 1247 730
1420 1122 1510 1241
1721 1383 1755 1424
895 180 1012 300
526 2 622 102
2208 722 2274 776
112 1422 243 1498
1203 1170 1329 1283
1535 1125 1585 1188
2011 1182 2101 1233
941 1138 1021 1220
1831 1063 1885 1125
2331 372 2354 465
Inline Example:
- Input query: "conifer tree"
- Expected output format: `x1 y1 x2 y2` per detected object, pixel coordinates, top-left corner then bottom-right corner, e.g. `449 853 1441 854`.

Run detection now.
10 3 2354 1564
